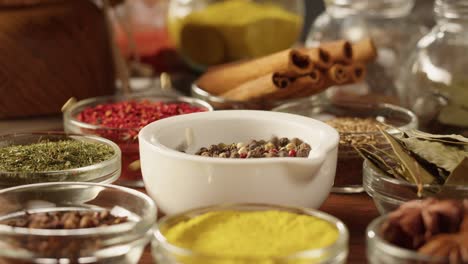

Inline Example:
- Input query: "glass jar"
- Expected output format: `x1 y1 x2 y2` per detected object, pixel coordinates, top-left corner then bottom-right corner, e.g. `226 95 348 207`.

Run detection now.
306 0 427 104
0 133 121 189
397 0 468 136
413 0 436 28
112 0 186 74
0 182 157 263
273 98 418 194
167 0 305 71
152 204 349 264
363 160 468 214
63 94 212 188
367 215 453 263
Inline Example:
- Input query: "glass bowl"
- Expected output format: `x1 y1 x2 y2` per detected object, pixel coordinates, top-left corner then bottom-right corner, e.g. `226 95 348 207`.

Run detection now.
168 0 305 71
273 98 418 194
363 160 468 214
152 203 349 264
63 94 213 187
367 215 451 264
0 182 157 263
0 133 121 189
191 83 303 110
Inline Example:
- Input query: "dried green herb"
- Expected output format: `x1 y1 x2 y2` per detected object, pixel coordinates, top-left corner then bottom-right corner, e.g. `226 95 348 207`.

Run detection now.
0 140 114 172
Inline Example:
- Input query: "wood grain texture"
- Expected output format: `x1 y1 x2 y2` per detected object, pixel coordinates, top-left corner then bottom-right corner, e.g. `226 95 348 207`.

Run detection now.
137 192 379 264
0 0 115 118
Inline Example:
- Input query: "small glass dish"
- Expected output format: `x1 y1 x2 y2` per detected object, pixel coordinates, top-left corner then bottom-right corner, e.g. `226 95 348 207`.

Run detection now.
0 182 157 263
363 160 468 214
152 203 349 264
191 83 302 110
273 98 418 194
0 133 121 189
63 94 212 187
367 215 450 264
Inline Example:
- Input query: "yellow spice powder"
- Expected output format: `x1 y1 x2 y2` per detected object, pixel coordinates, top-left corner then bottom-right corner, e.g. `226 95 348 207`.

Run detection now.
169 0 302 66
164 210 339 261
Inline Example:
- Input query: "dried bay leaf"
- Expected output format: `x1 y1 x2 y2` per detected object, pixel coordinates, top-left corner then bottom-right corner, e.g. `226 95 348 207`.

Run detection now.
399 137 467 181
379 128 437 195
406 130 468 145
444 157 468 186
356 147 399 178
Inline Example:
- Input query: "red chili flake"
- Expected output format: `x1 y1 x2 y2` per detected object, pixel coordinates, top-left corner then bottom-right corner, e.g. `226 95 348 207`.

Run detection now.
288 149 297 157
77 100 206 142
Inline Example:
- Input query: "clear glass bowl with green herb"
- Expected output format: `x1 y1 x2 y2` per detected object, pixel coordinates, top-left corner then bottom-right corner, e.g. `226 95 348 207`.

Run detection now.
0 133 121 188
0 182 156 263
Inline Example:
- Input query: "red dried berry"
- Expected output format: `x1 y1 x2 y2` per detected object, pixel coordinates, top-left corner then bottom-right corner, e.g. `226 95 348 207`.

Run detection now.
288 149 297 157
76 100 206 142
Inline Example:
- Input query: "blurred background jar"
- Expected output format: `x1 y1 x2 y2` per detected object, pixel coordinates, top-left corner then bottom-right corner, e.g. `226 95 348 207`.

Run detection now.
397 0 468 136
111 0 186 76
306 0 427 105
167 0 305 71
0 0 116 119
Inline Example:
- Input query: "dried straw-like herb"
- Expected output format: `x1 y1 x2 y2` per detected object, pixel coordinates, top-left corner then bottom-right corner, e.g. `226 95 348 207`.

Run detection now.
0 140 114 172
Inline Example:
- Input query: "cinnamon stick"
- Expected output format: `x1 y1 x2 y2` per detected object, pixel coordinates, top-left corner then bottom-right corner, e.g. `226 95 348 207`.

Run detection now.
349 63 366 82
220 73 287 101
295 63 367 98
320 40 353 65
267 69 323 100
196 49 313 95
352 38 377 63
327 64 351 84
300 47 333 69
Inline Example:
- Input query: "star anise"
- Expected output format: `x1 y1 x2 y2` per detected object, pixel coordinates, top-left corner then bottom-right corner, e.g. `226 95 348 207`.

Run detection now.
381 199 466 249
418 232 468 264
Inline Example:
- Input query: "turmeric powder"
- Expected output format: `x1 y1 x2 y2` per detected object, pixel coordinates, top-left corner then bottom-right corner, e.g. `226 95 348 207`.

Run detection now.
168 0 302 67
163 210 339 263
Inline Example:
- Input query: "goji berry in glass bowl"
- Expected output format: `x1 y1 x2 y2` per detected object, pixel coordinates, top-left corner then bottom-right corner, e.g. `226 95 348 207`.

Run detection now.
63 94 213 187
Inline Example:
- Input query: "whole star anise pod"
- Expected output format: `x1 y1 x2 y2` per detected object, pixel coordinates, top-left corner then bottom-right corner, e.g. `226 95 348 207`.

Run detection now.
381 199 466 249
418 232 468 264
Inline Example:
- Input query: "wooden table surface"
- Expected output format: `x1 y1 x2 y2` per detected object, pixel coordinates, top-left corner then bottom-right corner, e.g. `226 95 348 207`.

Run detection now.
1 117 380 264
137 193 379 264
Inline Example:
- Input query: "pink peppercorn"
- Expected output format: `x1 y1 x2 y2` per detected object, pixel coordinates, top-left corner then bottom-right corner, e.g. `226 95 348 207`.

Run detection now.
77 100 206 141
288 149 297 157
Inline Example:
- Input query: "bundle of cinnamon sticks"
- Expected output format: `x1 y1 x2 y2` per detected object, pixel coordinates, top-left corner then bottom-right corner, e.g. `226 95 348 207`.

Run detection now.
195 38 377 102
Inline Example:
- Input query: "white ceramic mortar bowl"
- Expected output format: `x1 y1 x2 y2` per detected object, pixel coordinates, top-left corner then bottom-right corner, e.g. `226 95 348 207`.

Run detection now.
139 110 339 215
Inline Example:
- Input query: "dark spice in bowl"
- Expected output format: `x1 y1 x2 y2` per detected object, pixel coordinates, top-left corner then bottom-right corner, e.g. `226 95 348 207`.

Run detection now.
325 117 384 146
4 210 128 229
324 117 387 191
380 199 468 262
194 137 311 158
